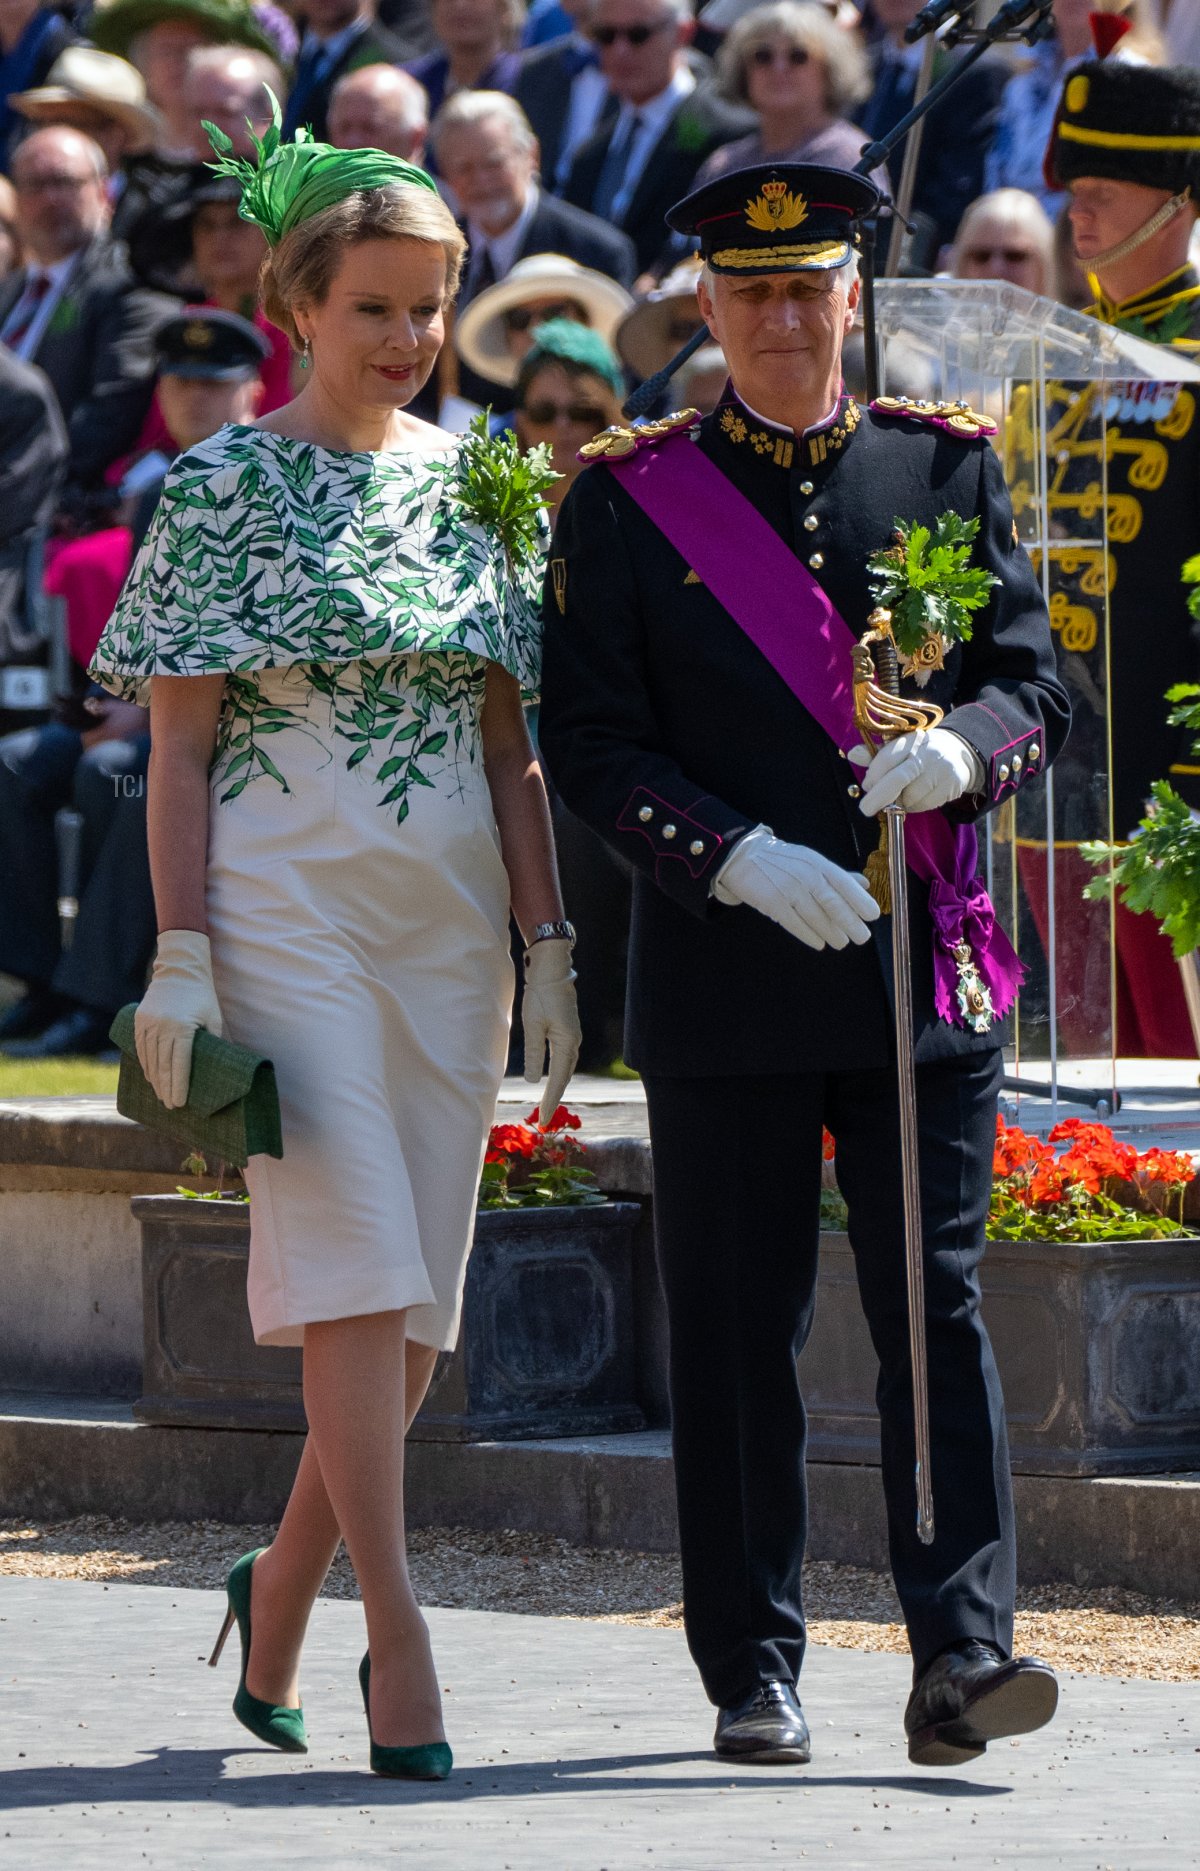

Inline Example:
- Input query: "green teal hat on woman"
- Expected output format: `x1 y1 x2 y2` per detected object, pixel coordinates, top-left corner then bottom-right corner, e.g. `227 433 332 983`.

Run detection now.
519 318 626 399
205 88 439 247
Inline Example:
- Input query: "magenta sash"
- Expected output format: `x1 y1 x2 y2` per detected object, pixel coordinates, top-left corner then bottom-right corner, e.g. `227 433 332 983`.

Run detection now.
605 432 1024 1027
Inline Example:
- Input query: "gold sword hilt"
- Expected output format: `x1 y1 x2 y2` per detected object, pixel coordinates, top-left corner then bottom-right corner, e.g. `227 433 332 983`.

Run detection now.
852 608 944 915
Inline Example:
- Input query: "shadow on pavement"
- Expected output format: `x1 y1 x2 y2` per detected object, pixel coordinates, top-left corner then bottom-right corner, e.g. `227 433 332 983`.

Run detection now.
0 1745 1011 1810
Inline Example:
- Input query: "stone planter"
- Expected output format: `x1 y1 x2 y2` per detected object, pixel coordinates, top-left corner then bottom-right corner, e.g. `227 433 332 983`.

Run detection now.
130 1195 645 1440
803 1231 1200 1476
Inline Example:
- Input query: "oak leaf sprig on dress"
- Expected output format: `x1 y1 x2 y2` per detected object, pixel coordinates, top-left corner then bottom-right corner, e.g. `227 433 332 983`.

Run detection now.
867 513 998 664
456 412 558 566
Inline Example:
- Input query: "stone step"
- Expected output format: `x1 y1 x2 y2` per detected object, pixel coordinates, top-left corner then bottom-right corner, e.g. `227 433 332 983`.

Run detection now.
2 1391 1198 1598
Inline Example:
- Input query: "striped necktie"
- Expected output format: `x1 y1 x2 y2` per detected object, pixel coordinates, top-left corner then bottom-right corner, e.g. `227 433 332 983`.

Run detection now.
2 271 51 351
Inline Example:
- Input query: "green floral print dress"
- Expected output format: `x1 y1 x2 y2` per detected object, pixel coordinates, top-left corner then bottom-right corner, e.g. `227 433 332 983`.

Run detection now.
90 424 547 1352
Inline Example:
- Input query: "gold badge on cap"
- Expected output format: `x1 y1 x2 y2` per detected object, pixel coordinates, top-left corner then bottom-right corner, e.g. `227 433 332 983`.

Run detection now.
183 320 214 349
745 180 808 235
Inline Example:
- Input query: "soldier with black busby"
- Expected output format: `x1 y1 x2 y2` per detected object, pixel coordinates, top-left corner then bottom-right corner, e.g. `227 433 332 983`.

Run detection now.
1041 53 1200 1055
538 164 1070 1765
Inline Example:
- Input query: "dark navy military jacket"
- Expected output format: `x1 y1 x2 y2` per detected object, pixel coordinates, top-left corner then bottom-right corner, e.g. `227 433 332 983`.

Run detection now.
539 390 1071 1077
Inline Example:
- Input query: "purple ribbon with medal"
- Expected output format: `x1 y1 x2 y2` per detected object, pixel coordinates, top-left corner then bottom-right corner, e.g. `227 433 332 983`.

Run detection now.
603 430 1024 1029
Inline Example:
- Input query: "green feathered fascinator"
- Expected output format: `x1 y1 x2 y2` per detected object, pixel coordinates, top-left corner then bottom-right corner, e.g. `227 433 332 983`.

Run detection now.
203 87 438 247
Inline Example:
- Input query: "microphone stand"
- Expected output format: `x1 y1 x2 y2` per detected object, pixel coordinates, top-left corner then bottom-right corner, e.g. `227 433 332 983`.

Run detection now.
854 0 1055 398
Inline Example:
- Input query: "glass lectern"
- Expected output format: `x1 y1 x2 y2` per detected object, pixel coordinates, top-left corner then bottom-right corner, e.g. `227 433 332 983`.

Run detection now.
872 278 1200 1110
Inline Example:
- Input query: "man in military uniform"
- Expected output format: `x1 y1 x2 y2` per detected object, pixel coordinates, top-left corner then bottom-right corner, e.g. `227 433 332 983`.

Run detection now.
1039 59 1200 1055
539 165 1070 1766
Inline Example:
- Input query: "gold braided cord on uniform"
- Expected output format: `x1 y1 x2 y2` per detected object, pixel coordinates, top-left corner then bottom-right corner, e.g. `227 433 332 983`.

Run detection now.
1057 124 1200 151
710 240 849 270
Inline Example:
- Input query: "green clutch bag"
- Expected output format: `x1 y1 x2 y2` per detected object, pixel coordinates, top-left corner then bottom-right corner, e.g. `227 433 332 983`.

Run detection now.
109 1003 284 1168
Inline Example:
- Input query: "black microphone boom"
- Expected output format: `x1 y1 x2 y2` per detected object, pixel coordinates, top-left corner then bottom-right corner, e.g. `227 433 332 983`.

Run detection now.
904 0 966 45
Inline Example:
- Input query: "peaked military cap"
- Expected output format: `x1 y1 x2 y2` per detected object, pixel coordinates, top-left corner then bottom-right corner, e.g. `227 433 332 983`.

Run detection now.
155 306 270 380
1046 60 1200 196
665 163 880 276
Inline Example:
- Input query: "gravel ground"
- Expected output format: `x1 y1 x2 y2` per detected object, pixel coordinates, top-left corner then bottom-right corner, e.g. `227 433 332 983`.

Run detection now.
2 1517 1197 1683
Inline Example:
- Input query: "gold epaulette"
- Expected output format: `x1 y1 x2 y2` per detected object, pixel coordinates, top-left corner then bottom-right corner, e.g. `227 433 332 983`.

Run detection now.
869 395 998 440
578 407 701 463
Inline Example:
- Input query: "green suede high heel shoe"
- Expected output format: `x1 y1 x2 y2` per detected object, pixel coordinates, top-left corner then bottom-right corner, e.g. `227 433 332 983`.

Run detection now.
209 1549 308 1754
359 1652 452 1780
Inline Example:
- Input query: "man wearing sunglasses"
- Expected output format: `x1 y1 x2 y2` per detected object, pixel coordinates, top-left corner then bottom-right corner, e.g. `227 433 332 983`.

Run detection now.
540 163 1067 1769
562 0 747 275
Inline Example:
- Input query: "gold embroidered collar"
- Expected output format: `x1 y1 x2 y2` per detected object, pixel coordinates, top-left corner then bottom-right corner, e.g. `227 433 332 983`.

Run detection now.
716 394 861 470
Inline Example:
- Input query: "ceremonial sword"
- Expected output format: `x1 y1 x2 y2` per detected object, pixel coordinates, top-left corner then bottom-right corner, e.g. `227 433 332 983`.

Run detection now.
853 609 945 1547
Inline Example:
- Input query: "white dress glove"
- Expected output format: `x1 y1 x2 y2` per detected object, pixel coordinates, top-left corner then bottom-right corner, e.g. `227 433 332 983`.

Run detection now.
522 938 583 1125
134 929 224 1110
850 728 984 818
712 824 880 950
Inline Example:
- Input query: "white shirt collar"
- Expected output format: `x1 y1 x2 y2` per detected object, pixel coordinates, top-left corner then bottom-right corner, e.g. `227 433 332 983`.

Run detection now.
468 182 539 278
614 62 695 137
734 386 844 438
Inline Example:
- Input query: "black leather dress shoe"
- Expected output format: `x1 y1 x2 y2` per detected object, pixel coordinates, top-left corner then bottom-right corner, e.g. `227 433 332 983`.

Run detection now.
1 1004 116 1059
714 1681 811 1764
905 1640 1058 1767
0 987 65 1044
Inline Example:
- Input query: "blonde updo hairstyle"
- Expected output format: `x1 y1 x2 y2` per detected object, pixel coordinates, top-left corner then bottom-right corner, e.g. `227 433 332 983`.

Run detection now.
260 182 467 352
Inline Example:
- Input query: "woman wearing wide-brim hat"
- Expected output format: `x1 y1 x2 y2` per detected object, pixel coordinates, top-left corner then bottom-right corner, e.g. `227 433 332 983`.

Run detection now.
613 254 706 384
89 0 281 63
10 46 164 166
454 252 634 397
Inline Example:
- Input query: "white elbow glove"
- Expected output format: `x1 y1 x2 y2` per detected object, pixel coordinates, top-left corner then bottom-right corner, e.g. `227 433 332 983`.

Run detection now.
522 938 583 1126
850 728 984 818
134 929 223 1109
712 824 880 951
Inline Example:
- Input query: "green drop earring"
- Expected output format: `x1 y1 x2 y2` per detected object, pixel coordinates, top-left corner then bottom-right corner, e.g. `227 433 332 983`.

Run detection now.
299 335 311 371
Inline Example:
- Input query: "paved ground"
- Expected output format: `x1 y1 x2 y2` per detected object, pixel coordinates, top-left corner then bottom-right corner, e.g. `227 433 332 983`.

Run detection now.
0 1578 1195 1870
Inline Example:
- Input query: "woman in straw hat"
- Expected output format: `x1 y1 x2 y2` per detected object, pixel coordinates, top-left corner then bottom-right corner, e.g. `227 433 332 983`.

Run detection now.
89 98 580 1779
454 249 633 411
9 45 164 173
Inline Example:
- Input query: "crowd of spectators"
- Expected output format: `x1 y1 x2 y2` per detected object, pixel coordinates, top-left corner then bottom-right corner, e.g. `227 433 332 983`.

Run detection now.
0 0 1196 1066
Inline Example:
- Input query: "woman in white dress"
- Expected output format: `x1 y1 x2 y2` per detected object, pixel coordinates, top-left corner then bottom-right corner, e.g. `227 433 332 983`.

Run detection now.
89 112 581 1779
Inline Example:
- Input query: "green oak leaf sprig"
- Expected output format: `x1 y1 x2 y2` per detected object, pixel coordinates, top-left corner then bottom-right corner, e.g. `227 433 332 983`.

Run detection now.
1082 673 1200 959
456 411 558 564
1083 780 1200 958
1182 554 1200 625
867 512 999 662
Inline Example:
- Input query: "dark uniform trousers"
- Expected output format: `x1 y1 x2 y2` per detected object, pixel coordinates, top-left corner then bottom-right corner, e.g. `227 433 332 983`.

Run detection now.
539 390 1069 1711
644 1053 1013 1706
0 722 155 1016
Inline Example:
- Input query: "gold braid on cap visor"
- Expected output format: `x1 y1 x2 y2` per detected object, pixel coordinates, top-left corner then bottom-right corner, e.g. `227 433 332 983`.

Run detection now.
709 239 850 271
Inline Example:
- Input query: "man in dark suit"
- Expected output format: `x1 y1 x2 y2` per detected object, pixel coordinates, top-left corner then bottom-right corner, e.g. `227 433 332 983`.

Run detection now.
434 90 635 405
513 0 616 192
860 0 1006 267
540 164 1068 1768
1 126 176 518
282 0 422 141
0 346 66 735
561 0 746 275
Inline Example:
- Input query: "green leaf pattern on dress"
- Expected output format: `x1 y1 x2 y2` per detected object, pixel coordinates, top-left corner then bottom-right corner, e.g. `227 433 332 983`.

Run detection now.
89 425 547 824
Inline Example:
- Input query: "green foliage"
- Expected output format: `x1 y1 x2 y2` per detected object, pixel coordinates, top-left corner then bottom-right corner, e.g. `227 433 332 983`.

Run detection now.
478 1159 605 1209
987 1182 1189 1242
456 413 558 565
867 513 998 661
1181 557 1200 624
1083 782 1200 958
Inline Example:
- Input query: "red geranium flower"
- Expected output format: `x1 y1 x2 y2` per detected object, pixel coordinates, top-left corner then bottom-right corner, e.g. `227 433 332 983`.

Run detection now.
1136 1146 1197 1187
526 1105 583 1133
